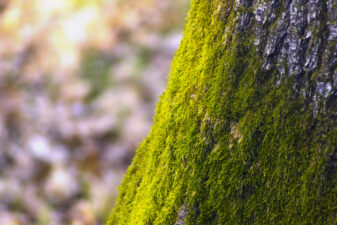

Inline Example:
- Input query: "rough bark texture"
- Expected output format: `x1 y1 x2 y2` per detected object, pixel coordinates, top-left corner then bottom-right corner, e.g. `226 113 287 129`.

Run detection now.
108 0 336 224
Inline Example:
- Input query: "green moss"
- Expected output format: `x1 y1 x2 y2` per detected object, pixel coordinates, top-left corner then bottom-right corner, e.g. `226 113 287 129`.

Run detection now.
107 0 337 224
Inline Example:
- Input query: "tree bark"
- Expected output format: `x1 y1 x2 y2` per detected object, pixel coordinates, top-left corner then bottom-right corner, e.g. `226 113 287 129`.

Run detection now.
108 0 336 224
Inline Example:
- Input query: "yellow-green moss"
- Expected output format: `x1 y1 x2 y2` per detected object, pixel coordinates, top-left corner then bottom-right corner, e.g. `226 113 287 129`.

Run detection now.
107 0 337 224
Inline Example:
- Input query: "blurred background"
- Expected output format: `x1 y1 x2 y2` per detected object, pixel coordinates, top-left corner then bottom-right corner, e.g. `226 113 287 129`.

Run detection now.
0 0 188 224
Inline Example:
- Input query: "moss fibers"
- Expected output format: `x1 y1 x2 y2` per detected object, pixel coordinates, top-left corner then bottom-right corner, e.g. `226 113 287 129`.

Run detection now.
107 0 337 224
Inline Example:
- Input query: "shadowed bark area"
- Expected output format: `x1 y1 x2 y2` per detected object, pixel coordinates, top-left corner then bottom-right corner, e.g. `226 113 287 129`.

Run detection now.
108 0 337 224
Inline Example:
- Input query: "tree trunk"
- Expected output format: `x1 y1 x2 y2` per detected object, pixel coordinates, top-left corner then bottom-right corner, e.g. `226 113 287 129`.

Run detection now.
108 0 336 224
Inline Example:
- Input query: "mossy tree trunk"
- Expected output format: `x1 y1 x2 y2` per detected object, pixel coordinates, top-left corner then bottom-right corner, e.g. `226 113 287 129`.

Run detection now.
108 0 336 224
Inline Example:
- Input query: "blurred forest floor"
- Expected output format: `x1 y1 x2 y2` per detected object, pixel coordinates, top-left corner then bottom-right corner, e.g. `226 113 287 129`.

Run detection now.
0 0 188 224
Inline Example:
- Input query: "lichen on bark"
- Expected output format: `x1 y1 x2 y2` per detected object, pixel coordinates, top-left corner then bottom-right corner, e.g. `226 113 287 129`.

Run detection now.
107 0 337 224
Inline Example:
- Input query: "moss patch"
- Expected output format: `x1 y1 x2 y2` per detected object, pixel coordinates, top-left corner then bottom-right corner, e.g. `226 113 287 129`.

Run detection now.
107 0 337 224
